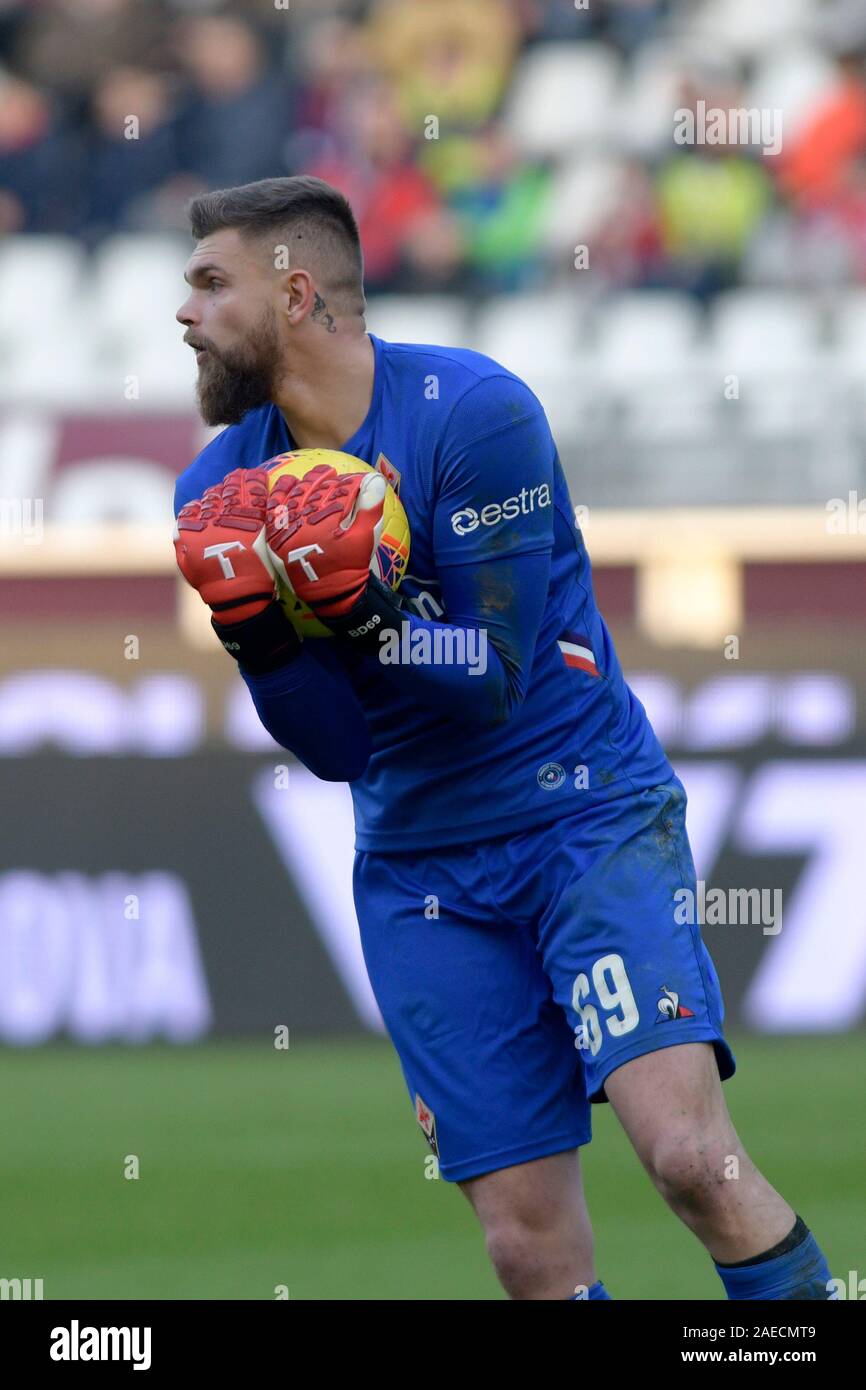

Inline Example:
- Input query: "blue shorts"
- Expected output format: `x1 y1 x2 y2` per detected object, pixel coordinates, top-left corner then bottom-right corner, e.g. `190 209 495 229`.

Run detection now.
353 778 736 1183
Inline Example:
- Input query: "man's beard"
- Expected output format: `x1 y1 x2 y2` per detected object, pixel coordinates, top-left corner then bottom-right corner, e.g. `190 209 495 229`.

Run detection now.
195 311 282 426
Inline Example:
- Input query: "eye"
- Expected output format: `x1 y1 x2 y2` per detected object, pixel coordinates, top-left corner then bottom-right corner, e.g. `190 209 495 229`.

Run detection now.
207 278 223 291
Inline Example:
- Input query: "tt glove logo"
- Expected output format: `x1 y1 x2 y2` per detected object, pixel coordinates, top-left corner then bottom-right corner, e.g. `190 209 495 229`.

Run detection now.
220 640 241 652
450 484 552 536
203 539 246 579
285 543 325 582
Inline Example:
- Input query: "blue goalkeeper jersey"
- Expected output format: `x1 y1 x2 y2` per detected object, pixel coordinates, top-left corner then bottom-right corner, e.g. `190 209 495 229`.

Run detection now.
175 333 673 851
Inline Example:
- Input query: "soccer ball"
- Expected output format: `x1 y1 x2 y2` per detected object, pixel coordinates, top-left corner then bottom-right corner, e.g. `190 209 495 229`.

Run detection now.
265 448 411 638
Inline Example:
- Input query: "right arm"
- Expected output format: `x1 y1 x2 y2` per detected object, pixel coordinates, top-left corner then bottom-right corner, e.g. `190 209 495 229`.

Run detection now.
239 645 372 783
173 466 372 783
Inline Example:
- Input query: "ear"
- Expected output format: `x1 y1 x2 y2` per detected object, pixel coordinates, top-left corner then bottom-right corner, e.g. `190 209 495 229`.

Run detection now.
279 268 316 326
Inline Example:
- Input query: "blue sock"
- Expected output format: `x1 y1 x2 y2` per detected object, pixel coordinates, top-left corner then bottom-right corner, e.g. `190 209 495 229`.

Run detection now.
714 1216 834 1300
571 1280 612 1300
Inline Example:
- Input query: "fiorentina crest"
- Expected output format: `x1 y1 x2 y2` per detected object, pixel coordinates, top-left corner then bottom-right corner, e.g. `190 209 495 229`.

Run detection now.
415 1093 439 1155
375 452 401 494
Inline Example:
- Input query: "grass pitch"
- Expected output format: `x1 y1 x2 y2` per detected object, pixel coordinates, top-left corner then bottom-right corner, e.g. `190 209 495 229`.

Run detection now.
0 1035 861 1300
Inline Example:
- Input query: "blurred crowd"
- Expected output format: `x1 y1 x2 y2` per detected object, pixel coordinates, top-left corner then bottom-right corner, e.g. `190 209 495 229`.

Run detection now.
4 0 866 297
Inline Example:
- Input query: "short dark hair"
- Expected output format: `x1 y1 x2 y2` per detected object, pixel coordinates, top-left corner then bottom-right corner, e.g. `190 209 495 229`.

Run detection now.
188 175 364 314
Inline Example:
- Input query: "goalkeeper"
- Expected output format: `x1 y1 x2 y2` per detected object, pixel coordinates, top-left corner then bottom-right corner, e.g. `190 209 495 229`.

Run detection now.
173 175 833 1302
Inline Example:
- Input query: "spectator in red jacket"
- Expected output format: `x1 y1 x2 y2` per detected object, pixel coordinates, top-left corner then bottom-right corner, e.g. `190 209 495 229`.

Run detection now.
308 77 462 291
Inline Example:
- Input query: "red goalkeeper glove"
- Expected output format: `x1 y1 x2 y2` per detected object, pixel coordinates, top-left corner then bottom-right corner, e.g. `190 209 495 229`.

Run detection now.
173 467 300 672
266 462 387 616
266 462 406 647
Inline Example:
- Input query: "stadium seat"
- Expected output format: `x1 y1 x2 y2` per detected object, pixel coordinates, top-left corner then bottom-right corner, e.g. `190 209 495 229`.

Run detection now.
584 294 715 446
471 293 587 376
832 290 866 364
91 234 190 344
709 290 821 371
595 291 702 373
830 291 866 429
0 318 104 406
503 43 622 157
542 154 632 253
615 41 700 157
708 291 828 438
747 44 838 145
685 0 820 58
622 377 722 444
0 236 86 344
117 334 200 408
51 459 176 523
365 296 469 349
85 236 199 401
538 374 613 444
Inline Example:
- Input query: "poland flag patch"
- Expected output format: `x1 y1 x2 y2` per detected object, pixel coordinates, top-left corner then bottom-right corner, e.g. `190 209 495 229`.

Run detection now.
557 633 601 677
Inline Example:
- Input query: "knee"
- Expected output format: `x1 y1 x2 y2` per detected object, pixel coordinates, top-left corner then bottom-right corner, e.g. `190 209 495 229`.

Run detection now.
484 1213 594 1300
485 1219 547 1299
644 1127 734 1215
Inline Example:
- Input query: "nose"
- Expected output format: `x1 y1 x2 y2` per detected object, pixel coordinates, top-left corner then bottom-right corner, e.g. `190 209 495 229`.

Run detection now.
176 296 195 327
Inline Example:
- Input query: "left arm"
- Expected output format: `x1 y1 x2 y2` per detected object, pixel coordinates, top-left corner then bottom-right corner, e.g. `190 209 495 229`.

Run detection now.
310 377 558 727
364 544 551 729
268 375 558 733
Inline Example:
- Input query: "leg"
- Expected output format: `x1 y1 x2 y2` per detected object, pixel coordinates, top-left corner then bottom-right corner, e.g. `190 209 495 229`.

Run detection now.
352 844 595 1298
459 1149 597 1300
604 1041 794 1262
527 780 831 1296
